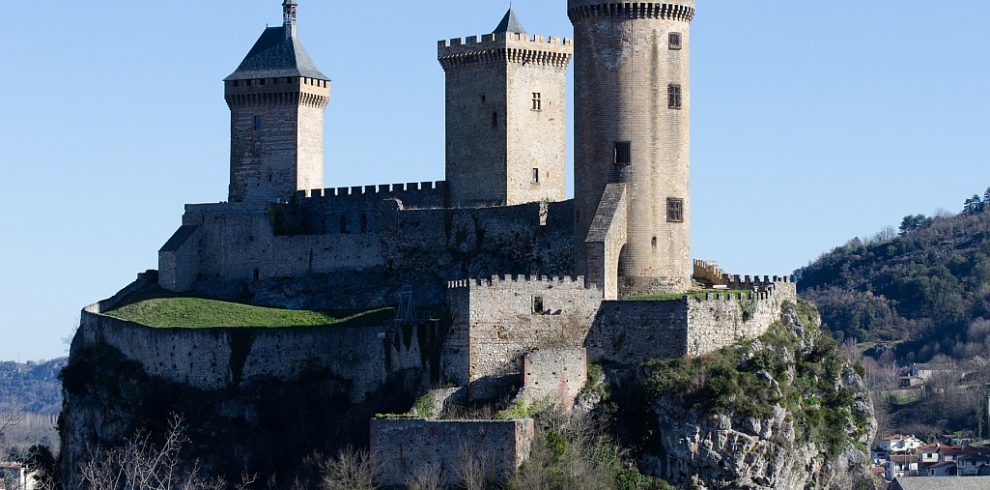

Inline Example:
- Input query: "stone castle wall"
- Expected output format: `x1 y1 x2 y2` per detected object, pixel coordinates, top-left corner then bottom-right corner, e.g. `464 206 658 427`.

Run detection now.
370 418 535 487
159 194 576 309
447 276 602 400
586 278 798 365
522 348 587 409
76 277 444 403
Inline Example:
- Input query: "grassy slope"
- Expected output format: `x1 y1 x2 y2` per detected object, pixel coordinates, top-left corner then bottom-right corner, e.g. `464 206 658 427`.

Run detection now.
106 297 394 329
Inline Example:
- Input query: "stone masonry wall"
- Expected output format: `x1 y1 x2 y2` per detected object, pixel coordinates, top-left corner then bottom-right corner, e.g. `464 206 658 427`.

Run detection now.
447 276 602 400
522 348 587 409
370 418 535 488
686 279 798 357
586 278 798 366
76 280 445 403
160 196 576 310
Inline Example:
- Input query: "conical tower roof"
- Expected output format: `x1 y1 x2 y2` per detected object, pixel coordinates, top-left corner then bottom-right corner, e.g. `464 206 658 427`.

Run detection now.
225 1 327 81
493 8 526 34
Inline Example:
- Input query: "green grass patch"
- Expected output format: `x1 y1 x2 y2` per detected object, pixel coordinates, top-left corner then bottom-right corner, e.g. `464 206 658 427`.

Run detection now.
106 296 394 329
889 390 921 407
625 289 754 302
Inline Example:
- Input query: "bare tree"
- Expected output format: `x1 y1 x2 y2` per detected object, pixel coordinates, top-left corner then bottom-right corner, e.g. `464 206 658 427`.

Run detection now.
457 447 490 490
320 447 376 490
78 414 255 490
408 465 443 490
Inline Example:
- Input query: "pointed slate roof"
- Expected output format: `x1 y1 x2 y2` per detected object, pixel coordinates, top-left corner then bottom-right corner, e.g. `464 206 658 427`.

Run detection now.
225 25 328 81
493 8 526 34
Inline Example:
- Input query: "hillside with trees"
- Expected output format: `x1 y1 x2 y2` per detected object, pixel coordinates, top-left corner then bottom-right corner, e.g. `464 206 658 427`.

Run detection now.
796 187 990 437
0 358 65 458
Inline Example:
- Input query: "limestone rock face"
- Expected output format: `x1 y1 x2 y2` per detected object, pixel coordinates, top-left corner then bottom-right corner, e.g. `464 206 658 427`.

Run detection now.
648 305 877 490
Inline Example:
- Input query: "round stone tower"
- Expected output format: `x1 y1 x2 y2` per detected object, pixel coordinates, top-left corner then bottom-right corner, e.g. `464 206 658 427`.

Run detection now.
569 1 696 295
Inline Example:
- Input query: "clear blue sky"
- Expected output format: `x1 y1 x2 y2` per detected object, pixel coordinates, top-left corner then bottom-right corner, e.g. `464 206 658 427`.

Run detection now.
1 1 987 361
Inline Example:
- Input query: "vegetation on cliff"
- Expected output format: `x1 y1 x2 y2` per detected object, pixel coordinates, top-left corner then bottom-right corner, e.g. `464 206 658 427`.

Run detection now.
592 300 876 489
643 301 871 457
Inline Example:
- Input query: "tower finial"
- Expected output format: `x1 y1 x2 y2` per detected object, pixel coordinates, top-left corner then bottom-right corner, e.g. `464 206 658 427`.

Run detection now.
283 0 298 38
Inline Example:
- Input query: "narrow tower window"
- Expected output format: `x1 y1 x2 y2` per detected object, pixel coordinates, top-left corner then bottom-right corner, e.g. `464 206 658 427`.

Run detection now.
532 296 545 315
339 216 348 234
532 92 542 111
532 168 540 184
669 32 683 50
254 116 262 131
253 142 262 157
492 111 498 128
667 198 685 223
613 141 632 165
668 84 683 110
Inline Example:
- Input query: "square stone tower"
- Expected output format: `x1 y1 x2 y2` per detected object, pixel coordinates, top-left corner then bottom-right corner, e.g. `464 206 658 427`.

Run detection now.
224 0 330 203
438 10 573 207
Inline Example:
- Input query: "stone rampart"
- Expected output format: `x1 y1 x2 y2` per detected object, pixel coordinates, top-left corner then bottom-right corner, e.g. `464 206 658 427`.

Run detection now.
76 280 446 403
370 418 534 487
446 276 601 400
686 279 797 357
587 279 798 365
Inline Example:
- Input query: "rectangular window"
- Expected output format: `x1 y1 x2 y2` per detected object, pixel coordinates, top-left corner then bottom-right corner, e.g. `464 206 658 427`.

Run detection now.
532 296 545 315
668 84 683 110
254 116 262 131
532 92 542 111
667 198 684 223
532 168 540 184
669 32 682 50
614 141 632 165
253 141 262 157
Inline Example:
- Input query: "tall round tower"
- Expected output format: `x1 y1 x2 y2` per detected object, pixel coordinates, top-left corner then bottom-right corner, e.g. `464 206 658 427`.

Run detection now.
569 1 696 295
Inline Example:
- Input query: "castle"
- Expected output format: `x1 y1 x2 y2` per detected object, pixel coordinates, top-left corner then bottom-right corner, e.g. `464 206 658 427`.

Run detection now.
151 0 796 398
69 1 799 486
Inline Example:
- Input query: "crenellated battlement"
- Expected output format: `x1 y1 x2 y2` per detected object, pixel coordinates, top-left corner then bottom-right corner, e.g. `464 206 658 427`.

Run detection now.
447 274 590 290
568 2 696 23
295 181 447 200
438 32 573 69
722 274 794 293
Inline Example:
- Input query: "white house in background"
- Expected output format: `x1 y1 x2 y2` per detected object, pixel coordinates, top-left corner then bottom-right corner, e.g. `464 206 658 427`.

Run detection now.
887 455 920 481
919 444 940 464
880 434 924 453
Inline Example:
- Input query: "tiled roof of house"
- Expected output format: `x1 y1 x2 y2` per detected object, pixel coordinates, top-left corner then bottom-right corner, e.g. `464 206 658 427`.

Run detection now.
894 476 990 490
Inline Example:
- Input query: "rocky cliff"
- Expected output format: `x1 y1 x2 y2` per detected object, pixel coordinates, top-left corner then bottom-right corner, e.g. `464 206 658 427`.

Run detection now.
637 301 877 489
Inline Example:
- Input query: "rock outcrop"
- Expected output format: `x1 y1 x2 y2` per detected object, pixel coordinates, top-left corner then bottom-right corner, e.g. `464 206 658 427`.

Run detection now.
642 302 877 490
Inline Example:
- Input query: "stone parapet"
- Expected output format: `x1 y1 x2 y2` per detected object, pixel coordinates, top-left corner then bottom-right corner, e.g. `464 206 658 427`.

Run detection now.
438 32 573 69
567 1 696 22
